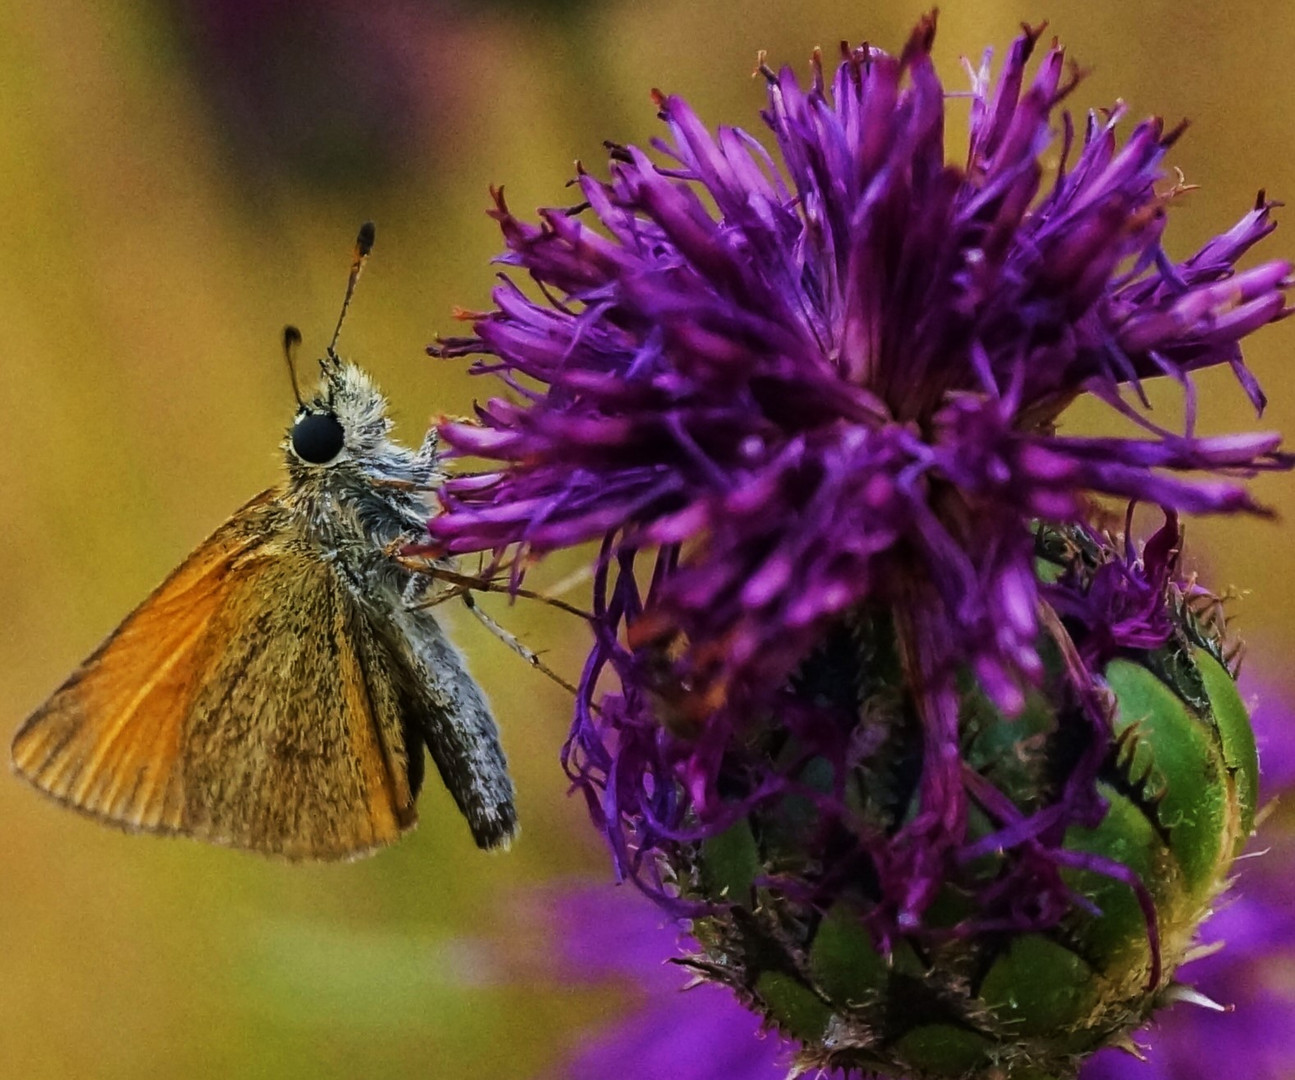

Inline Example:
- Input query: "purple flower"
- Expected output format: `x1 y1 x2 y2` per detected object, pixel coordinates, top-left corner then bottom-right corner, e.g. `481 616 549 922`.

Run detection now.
433 19 1286 726
431 15 1292 1078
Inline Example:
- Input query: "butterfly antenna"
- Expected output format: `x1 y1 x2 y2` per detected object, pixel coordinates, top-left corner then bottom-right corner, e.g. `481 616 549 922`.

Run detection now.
282 325 305 408
328 220 376 358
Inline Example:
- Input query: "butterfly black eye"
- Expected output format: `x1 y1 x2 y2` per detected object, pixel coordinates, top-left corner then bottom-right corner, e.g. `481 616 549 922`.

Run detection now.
292 412 346 464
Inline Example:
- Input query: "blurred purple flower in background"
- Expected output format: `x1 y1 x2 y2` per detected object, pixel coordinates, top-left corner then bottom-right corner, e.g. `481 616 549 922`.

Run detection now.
546 886 796 1080
170 0 484 187
430 13 1295 1079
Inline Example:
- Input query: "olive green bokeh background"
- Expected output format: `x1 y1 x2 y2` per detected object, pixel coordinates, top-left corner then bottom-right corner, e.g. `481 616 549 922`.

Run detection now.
0 2 1292 1076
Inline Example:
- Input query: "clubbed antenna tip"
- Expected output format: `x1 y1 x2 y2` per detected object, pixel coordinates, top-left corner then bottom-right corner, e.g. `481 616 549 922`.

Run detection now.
329 221 376 356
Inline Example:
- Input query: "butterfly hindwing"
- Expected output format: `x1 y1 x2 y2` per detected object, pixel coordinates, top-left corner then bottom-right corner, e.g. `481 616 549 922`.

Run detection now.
384 600 518 850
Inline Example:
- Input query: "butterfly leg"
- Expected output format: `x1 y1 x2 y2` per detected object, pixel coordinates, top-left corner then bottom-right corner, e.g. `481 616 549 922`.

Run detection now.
458 592 579 697
400 569 578 697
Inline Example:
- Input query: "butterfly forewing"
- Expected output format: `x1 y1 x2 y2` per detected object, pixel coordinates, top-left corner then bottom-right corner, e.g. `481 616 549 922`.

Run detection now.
11 501 270 831
12 491 418 859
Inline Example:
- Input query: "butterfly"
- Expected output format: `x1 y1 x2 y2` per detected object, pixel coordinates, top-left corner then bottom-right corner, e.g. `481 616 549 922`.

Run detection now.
11 223 517 859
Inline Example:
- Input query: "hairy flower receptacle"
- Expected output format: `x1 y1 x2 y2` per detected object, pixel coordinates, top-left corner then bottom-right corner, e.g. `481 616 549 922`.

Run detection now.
676 546 1257 1080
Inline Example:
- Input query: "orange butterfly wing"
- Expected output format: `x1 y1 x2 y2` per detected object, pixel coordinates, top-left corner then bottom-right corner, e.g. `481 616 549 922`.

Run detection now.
12 490 417 859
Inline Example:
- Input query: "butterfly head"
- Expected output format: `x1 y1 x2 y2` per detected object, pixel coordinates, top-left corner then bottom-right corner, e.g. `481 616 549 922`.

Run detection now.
278 227 439 532
282 351 439 544
287 353 392 470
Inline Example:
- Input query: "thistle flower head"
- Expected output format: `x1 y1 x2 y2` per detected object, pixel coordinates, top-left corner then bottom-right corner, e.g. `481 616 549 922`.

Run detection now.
430 16 1290 1078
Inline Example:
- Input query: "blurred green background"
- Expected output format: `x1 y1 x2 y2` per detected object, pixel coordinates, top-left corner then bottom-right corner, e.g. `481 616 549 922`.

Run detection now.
1 1 1293 1076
